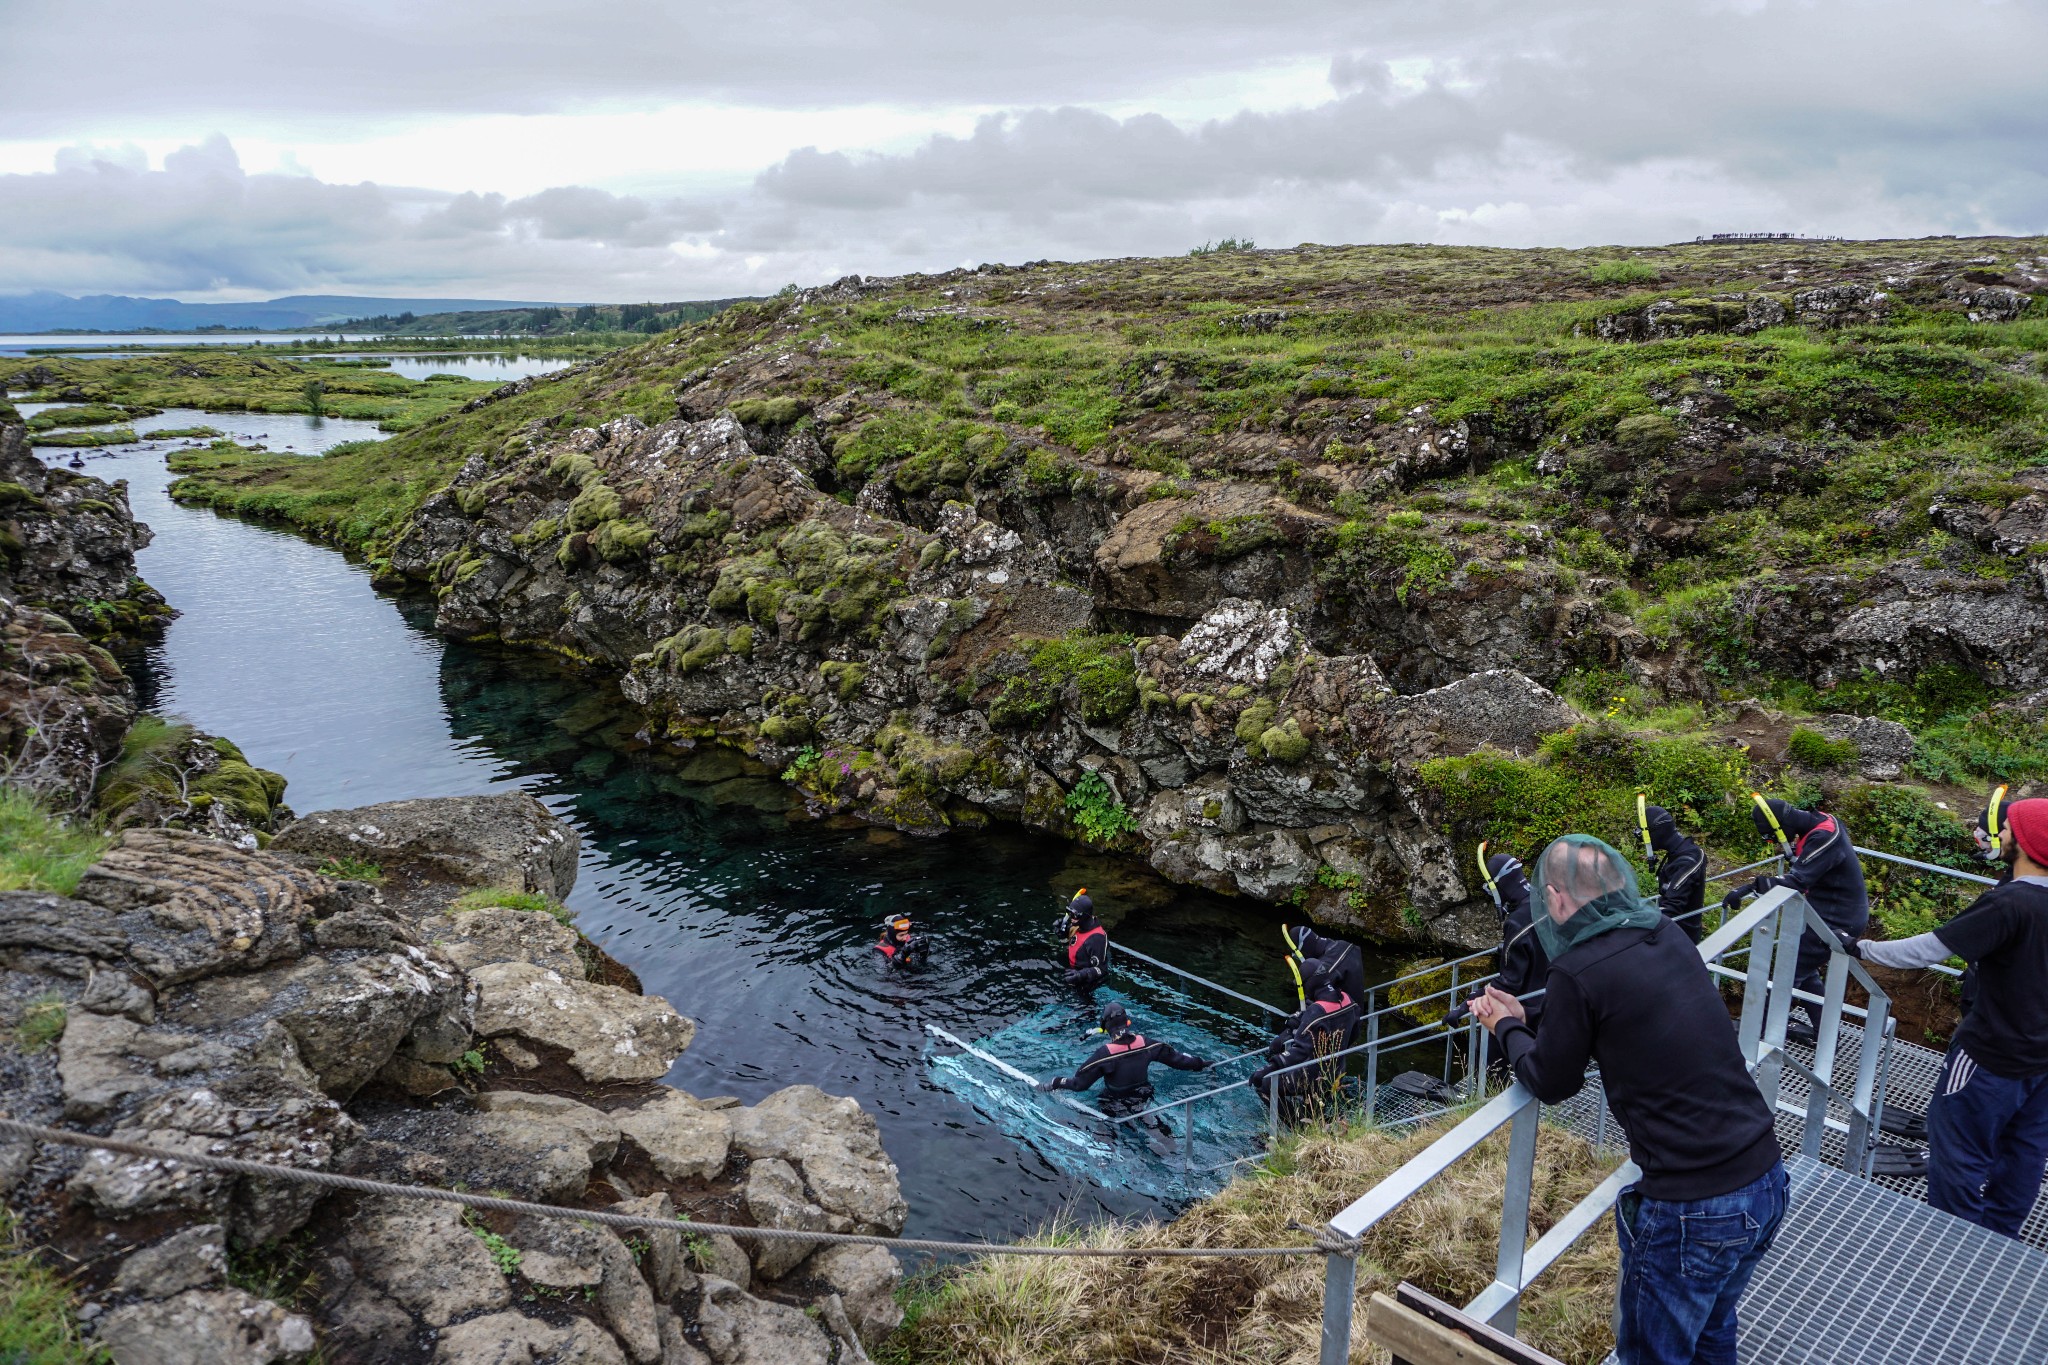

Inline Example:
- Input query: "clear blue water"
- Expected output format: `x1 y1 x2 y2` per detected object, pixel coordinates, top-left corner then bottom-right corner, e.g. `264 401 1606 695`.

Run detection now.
23 430 1413 1243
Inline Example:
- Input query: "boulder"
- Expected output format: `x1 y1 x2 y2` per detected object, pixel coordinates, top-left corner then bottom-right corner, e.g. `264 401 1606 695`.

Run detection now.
612 1088 732 1182
269 948 461 1099
436 904 586 976
273 793 580 897
56 1008 154 1121
692 1276 832 1365
657 1308 713 1365
510 1214 661 1362
1814 713 1917 782
431 1311 629 1365
70 830 333 986
475 1090 621 1166
742 1157 831 1278
97 1287 314 1365
804 1243 904 1344
334 1198 512 1328
613 1190 695 1302
727 1085 907 1237
470 961 694 1083
109 1223 228 1301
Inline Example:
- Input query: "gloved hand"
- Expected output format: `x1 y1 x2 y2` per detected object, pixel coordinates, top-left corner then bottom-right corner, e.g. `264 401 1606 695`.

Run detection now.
1721 886 1750 914
1031 1078 1049 1092
1834 928 1865 957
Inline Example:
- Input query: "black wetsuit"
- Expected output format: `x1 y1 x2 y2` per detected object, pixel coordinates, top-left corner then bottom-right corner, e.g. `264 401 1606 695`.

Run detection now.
1645 806 1708 944
1732 801 1869 1023
875 930 929 969
1490 859 1549 1032
1252 989 1361 1099
1048 1031 1207 1106
1290 926 1368 1008
1064 917 1108 991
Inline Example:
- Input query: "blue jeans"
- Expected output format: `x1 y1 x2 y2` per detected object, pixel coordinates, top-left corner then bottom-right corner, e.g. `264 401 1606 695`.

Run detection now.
1615 1162 1788 1365
1926 1046 2048 1238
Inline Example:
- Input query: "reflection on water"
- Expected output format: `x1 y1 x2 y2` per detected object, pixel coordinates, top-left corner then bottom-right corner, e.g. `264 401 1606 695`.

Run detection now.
32 437 1412 1242
305 353 572 382
24 405 388 457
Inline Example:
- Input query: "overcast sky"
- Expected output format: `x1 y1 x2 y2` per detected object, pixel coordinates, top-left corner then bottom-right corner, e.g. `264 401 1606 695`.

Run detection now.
1 0 2042 303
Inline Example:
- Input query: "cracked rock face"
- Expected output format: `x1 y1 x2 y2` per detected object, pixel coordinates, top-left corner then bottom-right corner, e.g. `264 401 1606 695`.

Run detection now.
2 792 899 1365
272 793 580 898
469 960 694 1084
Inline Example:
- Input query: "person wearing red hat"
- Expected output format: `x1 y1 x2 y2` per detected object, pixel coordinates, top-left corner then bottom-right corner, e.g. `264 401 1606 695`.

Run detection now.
1846 797 2048 1237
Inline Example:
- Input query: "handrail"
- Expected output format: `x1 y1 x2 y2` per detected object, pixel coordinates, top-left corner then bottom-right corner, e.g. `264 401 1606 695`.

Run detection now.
1312 885 1876 1363
1113 942 1291 1017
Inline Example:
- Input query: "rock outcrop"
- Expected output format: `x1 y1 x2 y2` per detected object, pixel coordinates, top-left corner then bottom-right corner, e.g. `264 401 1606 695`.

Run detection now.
0 794 905 1364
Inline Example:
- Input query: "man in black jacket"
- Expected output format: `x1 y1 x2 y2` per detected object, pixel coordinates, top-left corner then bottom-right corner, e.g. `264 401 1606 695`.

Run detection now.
1281 922 1367 1009
1060 892 1108 994
1846 797 2048 1238
1480 848 1548 1031
1471 835 1786 1365
1039 1002 1208 1108
1640 801 1708 943
1722 796 1868 1043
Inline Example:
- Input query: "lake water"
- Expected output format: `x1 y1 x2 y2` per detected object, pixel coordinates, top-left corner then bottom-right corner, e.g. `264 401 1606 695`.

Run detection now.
306 353 573 382
22 420 1411 1244
0 333 386 354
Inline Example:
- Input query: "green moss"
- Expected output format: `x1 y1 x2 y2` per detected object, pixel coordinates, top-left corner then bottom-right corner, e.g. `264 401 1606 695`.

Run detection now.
593 518 655 561
95 715 285 830
760 713 814 745
652 624 729 672
566 480 623 531
0 482 42 510
1422 721 1752 862
547 452 601 487
820 660 868 699
1786 726 1859 769
730 396 806 427
989 634 1137 728
1234 698 1279 754
1258 717 1312 763
1322 516 1456 606
725 624 755 655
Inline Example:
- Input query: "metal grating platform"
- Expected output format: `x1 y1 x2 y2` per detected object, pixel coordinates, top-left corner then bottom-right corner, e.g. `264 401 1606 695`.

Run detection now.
1739 1155 2048 1365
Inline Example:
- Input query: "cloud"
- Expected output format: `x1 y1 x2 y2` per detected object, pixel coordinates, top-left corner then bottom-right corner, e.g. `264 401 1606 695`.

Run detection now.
0 0 2041 302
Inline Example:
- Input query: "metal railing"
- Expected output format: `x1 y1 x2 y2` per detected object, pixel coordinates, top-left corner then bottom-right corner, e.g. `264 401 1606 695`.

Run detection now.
1312 885 1892 1364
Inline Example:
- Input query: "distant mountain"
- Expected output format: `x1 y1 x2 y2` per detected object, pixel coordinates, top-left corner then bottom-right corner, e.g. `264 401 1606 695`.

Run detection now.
0 292 580 333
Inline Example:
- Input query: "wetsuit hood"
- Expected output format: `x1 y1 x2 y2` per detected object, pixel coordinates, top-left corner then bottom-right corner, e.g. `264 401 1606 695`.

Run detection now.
1751 797 1824 844
1483 853 1531 907
1642 804 1682 854
1099 1001 1130 1033
1532 834 1662 960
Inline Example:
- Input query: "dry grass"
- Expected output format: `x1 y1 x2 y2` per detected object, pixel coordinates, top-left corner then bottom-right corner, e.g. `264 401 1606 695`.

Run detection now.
887 1119 1619 1365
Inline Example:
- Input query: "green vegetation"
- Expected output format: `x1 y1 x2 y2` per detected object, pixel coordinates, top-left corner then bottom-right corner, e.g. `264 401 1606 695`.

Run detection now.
1422 722 1755 866
990 634 1137 729
0 788 111 895
96 715 288 829
315 855 385 883
1832 783 1982 941
1587 259 1660 285
0 1206 109 1364
463 1213 524 1277
1064 772 1138 846
24 404 136 430
1787 726 1860 769
334 298 747 337
14 993 66 1052
451 886 576 927
31 427 136 447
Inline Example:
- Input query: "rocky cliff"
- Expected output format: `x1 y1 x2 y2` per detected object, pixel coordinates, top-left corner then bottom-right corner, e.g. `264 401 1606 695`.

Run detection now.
1 793 906 1365
160 238 2048 941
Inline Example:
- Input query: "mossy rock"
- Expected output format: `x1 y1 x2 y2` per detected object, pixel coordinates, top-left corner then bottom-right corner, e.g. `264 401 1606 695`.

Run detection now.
760 712 814 745
567 480 623 531
547 452 600 488
652 624 728 673
730 397 807 427
593 518 655 562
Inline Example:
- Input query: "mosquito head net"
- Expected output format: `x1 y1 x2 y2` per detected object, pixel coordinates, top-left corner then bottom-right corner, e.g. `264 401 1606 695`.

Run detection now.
1532 834 1663 959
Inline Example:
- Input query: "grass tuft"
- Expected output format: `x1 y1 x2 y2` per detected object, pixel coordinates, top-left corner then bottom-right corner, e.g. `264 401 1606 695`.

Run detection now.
0 788 111 896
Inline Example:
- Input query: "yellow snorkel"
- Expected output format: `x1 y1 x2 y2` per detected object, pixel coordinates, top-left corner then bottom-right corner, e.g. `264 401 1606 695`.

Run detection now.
1986 785 2010 862
1751 792 1794 859
1637 792 1655 865
1284 953 1306 1008
1476 841 1504 912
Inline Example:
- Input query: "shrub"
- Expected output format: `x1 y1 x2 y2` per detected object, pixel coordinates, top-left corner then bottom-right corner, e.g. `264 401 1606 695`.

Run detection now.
1786 726 1859 770
1065 772 1138 845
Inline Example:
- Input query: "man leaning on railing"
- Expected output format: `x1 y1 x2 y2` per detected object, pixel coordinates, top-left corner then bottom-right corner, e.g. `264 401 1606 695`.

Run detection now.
1467 835 1787 1365
1842 796 2048 1239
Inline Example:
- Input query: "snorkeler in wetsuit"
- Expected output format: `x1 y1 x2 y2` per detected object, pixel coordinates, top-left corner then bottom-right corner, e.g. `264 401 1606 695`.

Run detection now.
1038 1002 1208 1113
1061 891 1108 994
1281 922 1367 1009
1251 966 1361 1104
874 915 930 969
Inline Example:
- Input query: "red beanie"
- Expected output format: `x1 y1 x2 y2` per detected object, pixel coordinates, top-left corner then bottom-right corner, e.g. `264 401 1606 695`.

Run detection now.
2008 798 2048 867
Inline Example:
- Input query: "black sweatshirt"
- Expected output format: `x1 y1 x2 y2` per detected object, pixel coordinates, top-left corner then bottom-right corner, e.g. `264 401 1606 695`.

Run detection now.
1495 921 1779 1201
1050 1033 1207 1098
1746 812 1869 936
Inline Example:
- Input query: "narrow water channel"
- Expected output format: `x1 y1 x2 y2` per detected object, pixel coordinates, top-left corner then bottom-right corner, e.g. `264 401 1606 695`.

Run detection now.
29 417 1413 1243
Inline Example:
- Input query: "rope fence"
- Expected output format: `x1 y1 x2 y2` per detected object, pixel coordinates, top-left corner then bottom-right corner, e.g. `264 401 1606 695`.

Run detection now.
0 1115 1352 1261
